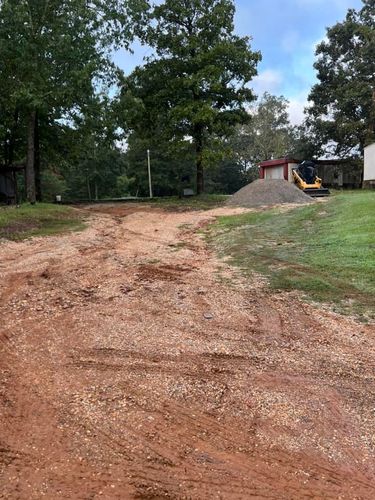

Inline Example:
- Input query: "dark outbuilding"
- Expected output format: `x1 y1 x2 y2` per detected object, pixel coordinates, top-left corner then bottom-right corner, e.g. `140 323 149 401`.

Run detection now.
0 164 25 204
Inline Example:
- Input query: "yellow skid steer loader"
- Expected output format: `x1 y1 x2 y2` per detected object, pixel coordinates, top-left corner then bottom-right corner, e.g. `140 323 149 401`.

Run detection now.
292 160 330 197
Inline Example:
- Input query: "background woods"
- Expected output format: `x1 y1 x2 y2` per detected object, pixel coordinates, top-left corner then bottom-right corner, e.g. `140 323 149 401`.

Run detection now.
0 0 373 202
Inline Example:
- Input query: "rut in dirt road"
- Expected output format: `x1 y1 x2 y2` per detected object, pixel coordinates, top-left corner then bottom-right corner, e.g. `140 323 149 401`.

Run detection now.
1 204 375 499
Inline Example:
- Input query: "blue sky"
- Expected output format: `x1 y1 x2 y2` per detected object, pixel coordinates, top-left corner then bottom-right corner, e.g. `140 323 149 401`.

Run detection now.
113 0 363 124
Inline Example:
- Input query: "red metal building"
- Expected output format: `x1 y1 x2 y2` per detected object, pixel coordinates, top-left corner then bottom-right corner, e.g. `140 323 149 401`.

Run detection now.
259 158 300 182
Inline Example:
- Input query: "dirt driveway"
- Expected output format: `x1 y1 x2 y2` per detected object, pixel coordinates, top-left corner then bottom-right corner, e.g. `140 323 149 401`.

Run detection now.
1 203 374 499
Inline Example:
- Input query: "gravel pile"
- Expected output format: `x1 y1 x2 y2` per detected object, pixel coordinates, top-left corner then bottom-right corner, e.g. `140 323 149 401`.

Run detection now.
227 179 314 208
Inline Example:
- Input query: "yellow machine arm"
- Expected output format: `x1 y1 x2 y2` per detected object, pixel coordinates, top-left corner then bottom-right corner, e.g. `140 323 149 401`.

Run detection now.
292 168 323 190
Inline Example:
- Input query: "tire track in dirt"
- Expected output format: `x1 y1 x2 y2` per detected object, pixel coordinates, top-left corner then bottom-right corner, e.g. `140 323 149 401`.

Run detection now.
0 203 375 498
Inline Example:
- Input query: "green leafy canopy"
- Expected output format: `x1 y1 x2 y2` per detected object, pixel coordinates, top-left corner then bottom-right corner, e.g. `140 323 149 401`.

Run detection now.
120 0 261 193
308 0 375 156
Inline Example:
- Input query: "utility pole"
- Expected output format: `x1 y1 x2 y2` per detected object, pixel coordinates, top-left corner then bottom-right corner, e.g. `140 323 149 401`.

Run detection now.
147 149 153 198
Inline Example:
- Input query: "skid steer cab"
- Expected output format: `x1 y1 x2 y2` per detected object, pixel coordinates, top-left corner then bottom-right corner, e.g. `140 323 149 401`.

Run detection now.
292 161 330 197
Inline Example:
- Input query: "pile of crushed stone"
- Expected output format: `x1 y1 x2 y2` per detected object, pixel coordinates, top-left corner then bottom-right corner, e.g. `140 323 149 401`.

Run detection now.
227 179 314 208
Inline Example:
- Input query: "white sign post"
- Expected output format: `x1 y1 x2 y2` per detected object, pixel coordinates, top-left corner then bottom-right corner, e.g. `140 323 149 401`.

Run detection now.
147 149 153 198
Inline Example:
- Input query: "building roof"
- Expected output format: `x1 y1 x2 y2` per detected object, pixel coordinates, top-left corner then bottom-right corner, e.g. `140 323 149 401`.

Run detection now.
259 157 360 168
0 163 25 173
259 158 300 168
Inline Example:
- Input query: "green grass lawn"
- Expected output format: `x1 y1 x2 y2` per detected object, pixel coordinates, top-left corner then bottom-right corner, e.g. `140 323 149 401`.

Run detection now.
0 203 85 241
210 191 375 320
145 194 229 211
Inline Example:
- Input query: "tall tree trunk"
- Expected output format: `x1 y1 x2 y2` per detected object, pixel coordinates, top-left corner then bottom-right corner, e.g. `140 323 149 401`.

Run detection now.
194 127 204 195
13 169 18 205
196 153 204 195
5 109 19 167
26 110 37 204
34 111 42 202
94 180 98 201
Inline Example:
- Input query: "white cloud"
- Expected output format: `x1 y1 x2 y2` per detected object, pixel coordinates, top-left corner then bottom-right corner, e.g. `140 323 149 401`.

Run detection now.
252 69 283 96
288 99 305 125
287 92 311 125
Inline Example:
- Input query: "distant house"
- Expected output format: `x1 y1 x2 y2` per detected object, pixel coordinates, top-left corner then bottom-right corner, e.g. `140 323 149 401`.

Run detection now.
364 143 375 188
259 157 363 189
0 165 24 204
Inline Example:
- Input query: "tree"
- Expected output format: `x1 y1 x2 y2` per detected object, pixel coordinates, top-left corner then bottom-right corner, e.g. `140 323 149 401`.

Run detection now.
206 157 252 194
122 131 196 197
121 0 260 194
43 93 131 201
307 0 375 157
288 122 322 161
0 0 138 202
228 93 294 176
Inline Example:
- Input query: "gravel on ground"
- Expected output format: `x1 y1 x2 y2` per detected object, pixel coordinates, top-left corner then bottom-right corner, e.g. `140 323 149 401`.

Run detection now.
227 179 314 207
0 203 374 499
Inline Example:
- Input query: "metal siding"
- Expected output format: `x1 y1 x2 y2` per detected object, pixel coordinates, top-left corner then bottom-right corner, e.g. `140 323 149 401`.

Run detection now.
364 144 375 181
264 166 284 180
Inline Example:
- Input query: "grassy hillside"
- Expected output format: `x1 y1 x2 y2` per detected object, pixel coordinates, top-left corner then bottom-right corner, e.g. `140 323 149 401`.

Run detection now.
0 204 85 241
210 191 375 320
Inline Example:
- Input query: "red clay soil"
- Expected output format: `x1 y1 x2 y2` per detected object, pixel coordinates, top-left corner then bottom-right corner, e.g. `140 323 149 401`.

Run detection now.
0 203 374 499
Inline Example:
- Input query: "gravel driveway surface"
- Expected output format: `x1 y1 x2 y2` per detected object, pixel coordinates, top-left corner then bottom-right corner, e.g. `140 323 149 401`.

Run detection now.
1 203 374 499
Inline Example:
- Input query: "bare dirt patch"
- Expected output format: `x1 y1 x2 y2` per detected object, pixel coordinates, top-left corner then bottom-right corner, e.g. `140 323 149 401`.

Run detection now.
0 203 374 499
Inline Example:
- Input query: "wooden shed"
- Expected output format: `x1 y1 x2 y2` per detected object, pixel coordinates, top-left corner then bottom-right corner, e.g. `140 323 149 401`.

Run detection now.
315 159 363 189
0 164 24 204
